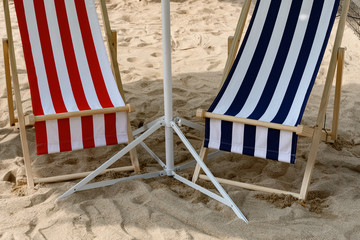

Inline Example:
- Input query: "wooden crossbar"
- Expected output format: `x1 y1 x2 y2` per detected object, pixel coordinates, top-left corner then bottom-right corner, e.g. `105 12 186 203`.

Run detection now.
196 109 302 133
196 108 333 142
34 166 134 184
24 104 135 125
199 174 300 199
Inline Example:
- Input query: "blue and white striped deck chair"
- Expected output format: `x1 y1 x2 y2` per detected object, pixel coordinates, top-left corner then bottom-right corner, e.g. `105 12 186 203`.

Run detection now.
192 0 350 200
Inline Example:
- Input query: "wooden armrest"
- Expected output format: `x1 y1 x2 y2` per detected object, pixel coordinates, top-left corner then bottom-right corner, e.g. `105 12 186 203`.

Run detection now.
196 108 333 142
26 104 135 124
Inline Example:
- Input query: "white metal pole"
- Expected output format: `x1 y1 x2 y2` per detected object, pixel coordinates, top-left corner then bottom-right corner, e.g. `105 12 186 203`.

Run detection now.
161 0 174 175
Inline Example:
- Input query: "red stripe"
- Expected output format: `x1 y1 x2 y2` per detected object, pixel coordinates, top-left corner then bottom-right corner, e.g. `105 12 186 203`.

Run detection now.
81 116 95 148
14 0 43 116
34 0 67 114
105 113 117 145
35 122 48 155
75 0 118 147
15 0 48 154
34 0 73 154
74 0 113 108
54 0 90 111
58 119 72 152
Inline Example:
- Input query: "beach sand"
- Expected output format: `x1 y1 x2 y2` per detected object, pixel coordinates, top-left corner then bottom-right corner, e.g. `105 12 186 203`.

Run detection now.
1 0 360 239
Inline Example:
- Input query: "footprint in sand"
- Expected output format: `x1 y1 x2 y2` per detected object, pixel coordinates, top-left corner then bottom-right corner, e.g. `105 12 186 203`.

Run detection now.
17 69 27 74
173 87 187 95
107 3 118 10
119 28 127 34
139 81 150 88
176 9 188 14
201 8 215 14
26 189 55 207
127 57 139 63
207 60 221 71
137 42 151 47
20 83 30 90
123 37 132 43
205 45 216 54
173 99 187 108
150 52 161 57
120 15 131 22
307 190 331 200
2 170 16 183
131 194 150 205
148 88 163 96
179 75 192 86
119 42 130 47
63 158 77 165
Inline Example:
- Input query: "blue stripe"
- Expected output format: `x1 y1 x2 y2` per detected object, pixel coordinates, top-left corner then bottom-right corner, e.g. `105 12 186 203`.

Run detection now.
224 0 282 116
219 121 233 152
208 0 261 112
266 128 280 160
243 125 256 156
271 0 324 124
204 118 210 148
248 0 303 120
205 0 340 163
296 0 339 124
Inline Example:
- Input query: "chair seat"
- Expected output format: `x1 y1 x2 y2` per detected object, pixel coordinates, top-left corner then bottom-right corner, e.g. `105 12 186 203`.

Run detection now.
205 118 297 163
15 0 129 154
204 0 339 163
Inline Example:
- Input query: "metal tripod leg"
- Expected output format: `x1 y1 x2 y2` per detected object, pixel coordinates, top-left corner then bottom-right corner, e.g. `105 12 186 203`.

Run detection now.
58 121 163 199
171 121 248 223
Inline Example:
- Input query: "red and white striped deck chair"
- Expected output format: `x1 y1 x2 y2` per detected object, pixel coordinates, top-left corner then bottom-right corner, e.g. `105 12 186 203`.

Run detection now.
192 0 350 200
3 0 140 187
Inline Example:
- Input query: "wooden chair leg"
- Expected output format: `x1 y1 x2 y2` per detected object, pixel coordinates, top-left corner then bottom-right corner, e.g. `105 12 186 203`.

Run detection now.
228 36 234 56
3 2 35 188
8 48 34 187
299 126 323 200
300 0 350 198
126 114 140 172
3 38 16 126
331 47 345 141
9 54 34 187
110 30 121 88
21 137 35 188
192 146 209 182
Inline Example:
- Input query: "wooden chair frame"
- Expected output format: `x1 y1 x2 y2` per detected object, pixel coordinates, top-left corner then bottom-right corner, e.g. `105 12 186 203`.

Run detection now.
2 0 140 188
192 0 350 200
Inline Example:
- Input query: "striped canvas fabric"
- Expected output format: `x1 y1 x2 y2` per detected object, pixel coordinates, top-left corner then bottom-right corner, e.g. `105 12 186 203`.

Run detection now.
204 0 339 163
15 0 129 155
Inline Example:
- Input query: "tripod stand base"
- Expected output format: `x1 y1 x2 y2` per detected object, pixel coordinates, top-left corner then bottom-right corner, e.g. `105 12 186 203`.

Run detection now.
57 117 248 223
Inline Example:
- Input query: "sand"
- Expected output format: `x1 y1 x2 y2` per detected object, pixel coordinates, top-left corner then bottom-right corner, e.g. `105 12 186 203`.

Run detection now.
1 0 360 239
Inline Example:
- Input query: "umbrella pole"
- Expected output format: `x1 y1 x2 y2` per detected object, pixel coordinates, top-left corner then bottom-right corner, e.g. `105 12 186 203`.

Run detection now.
161 0 174 175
